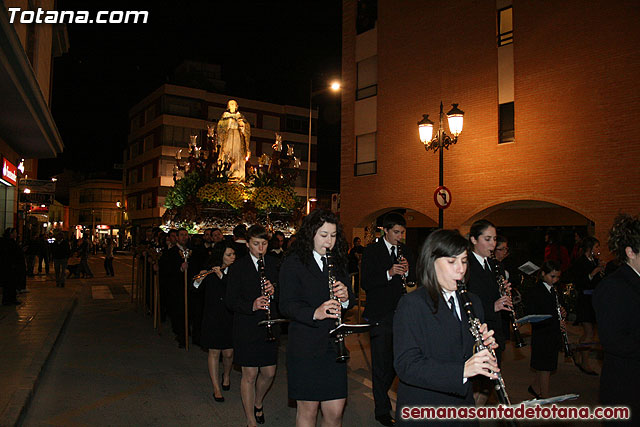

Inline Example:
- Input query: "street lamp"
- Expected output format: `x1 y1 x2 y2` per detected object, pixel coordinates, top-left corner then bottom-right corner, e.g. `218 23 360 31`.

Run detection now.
306 80 341 215
417 102 464 228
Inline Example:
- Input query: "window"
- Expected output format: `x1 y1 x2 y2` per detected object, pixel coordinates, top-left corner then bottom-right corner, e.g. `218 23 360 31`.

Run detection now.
356 0 377 34
355 132 376 176
142 163 153 182
143 134 154 152
208 106 226 121
263 115 280 131
357 56 378 100
144 104 157 124
164 96 202 118
498 7 513 46
244 111 257 127
141 192 154 209
285 115 313 133
499 102 515 144
127 195 138 211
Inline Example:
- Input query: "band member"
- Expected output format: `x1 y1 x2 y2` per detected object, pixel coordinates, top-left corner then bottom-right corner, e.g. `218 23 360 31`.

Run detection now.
394 229 498 426
593 213 640 423
160 228 191 348
361 212 415 426
226 225 278 427
570 236 603 375
527 260 562 399
194 241 236 403
466 219 511 405
279 209 354 427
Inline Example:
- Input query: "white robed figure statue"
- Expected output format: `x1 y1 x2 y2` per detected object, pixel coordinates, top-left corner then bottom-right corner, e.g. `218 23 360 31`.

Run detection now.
217 99 251 181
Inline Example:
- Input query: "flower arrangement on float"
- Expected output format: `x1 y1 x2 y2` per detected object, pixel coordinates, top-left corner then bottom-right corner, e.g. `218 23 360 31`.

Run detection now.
162 129 303 235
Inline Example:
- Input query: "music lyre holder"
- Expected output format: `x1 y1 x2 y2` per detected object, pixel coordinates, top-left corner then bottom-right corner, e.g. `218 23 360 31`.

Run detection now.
257 318 289 327
519 394 579 407
329 323 371 337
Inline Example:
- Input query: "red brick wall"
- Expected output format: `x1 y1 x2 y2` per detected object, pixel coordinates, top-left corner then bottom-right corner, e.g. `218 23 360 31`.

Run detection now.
340 0 640 255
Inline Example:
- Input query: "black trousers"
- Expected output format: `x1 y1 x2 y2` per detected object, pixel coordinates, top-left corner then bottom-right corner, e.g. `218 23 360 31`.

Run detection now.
369 312 396 417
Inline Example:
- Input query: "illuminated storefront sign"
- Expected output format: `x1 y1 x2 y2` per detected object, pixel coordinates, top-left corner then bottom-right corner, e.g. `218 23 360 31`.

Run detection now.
1 158 17 186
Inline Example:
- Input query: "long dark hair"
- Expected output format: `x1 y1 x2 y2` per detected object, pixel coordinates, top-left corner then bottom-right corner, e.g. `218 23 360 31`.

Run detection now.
417 229 470 313
204 241 235 270
287 209 348 275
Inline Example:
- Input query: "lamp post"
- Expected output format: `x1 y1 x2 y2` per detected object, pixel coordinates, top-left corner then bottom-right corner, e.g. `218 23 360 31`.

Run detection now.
306 80 341 215
417 102 464 228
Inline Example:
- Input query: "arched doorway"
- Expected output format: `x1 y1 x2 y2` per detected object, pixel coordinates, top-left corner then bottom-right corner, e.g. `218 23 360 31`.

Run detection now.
463 200 594 271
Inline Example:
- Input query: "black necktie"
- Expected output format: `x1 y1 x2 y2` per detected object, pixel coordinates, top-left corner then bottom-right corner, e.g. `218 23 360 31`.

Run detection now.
483 258 491 272
390 246 397 264
321 256 328 276
448 295 460 321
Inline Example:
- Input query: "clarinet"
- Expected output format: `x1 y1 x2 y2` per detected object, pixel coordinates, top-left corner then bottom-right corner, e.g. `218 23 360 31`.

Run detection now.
258 255 276 342
326 250 350 362
457 280 512 407
552 285 573 359
396 243 408 294
490 257 526 348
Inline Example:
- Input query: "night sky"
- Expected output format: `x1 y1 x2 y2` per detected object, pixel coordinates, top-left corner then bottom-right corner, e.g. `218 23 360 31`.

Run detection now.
41 0 342 191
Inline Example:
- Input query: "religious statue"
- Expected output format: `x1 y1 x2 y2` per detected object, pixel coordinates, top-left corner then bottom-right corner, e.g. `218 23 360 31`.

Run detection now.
217 99 251 181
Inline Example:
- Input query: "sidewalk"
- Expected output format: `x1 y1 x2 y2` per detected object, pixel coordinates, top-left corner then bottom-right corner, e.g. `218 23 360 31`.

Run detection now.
0 273 80 426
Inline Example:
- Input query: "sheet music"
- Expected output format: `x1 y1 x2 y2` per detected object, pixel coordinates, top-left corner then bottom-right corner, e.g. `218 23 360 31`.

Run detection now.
518 261 540 275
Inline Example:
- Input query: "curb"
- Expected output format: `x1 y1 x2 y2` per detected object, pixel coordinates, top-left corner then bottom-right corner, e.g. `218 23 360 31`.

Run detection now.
0 296 78 426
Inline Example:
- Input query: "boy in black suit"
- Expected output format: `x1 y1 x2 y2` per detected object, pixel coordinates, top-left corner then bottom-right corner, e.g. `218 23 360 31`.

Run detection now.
361 212 415 426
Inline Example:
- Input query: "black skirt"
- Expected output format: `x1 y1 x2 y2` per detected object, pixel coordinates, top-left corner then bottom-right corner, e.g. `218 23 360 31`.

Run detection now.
233 336 278 367
530 326 561 371
200 273 234 350
287 342 347 401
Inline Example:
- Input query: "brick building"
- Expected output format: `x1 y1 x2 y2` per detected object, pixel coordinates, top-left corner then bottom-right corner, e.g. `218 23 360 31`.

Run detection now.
340 0 640 257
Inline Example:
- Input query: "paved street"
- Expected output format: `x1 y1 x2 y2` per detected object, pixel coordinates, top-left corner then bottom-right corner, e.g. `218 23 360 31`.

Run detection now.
2 253 604 426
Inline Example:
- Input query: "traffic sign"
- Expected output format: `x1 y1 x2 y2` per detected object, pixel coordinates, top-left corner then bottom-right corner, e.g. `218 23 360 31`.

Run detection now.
434 186 452 209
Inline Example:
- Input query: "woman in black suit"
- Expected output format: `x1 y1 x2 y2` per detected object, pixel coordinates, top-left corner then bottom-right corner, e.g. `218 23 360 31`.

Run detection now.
570 236 603 375
593 213 640 424
279 209 354 427
466 220 512 406
394 229 498 426
226 225 279 427
194 241 236 402
527 260 562 399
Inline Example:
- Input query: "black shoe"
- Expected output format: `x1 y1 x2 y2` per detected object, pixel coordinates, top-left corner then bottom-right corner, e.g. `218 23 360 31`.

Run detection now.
375 414 395 426
254 406 265 424
527 385 541 399
213 393 224 402
222 379 230 391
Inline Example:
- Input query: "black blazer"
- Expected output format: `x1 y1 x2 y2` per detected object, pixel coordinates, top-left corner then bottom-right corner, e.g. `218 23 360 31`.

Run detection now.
527 282 561 349
226 254 280 344
466 254 505 348
394 287 483 425
593 263 640 412
361 239 415 322
279 254 355 356
159 245 186 298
